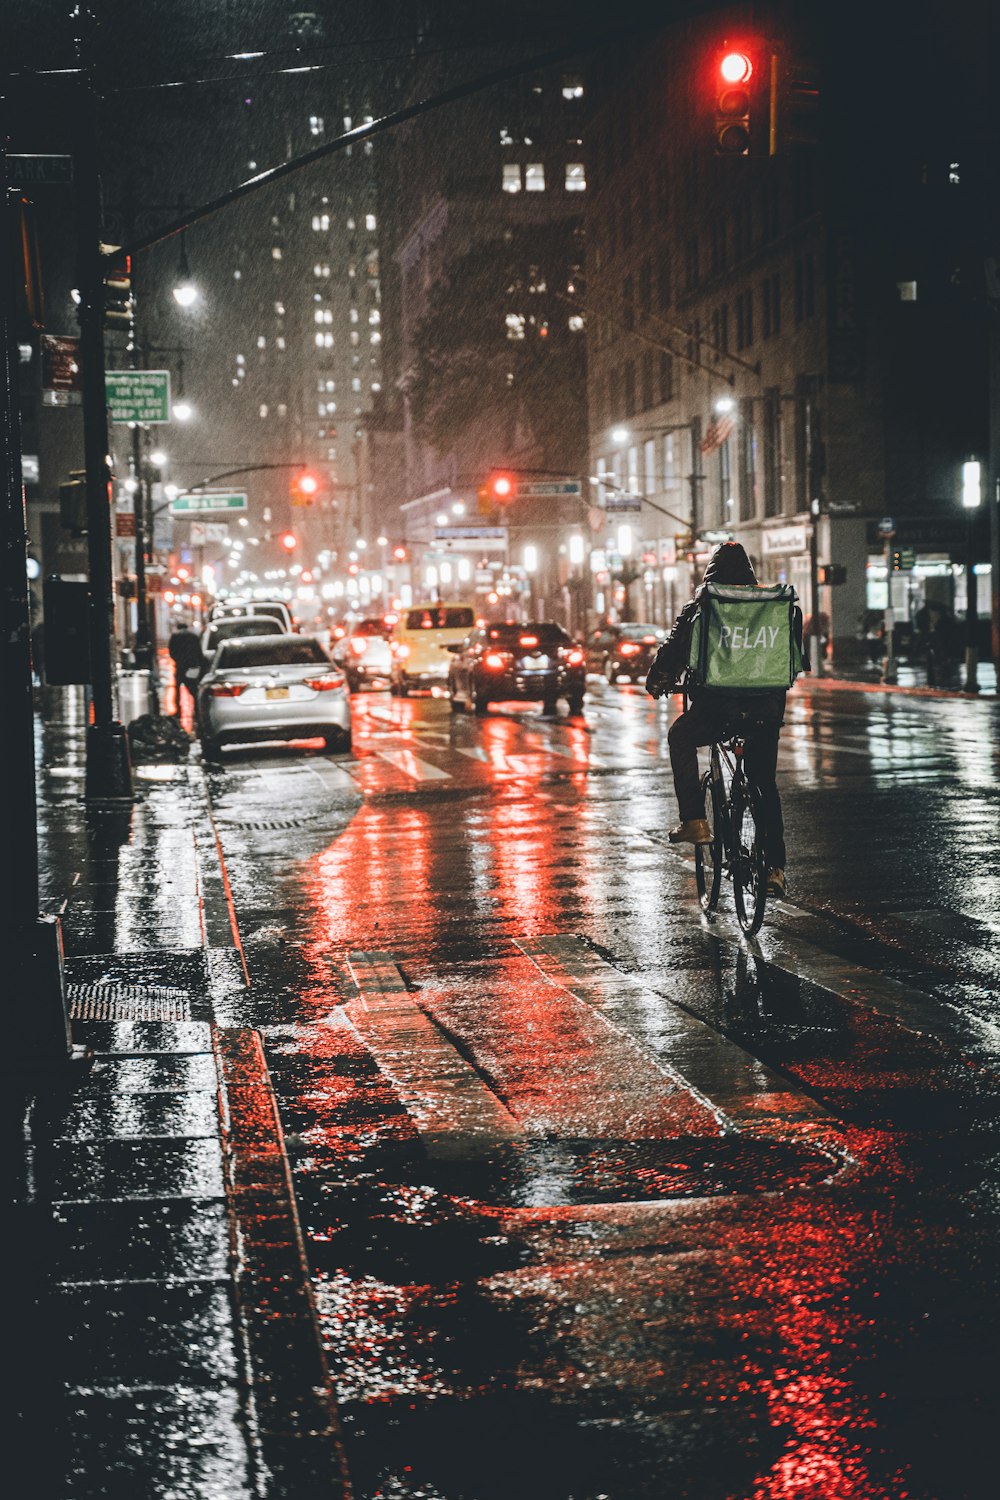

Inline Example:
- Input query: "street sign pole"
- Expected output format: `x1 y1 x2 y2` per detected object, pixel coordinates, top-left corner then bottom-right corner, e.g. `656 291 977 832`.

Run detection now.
76 97 132 803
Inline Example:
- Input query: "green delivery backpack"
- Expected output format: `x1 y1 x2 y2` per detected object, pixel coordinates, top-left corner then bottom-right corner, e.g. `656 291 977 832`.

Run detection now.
687 583 804 692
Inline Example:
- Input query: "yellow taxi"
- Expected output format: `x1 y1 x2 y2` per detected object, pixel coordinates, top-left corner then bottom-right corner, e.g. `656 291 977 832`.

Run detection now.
389 602 477 695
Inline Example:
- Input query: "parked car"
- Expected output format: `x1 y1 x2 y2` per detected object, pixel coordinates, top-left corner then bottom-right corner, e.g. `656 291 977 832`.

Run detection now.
200 613 289 671
210 598 295 634
589 622 666 683
447 621 586 716
331 616 392 691
197 634 351 761
389 603 477 695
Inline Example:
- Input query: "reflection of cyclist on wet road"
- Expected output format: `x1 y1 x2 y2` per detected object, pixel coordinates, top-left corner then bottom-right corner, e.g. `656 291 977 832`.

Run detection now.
644 541 807 898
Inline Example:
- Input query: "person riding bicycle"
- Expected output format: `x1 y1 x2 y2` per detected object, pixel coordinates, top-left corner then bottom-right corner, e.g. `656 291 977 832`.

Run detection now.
644 541 807 898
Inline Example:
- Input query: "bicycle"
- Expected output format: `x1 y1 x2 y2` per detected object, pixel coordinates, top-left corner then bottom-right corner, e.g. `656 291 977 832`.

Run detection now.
694 722 770 936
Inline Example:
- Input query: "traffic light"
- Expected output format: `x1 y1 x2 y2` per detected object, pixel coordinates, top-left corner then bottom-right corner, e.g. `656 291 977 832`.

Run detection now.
817 564 847 586
714 49 754 155
392 545 408 562
491 472 515 502
279 531 297 552
290 470 319 507
101 246 133 330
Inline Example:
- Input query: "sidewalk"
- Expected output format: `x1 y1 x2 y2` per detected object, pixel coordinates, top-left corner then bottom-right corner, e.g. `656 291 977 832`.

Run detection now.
805 657 997 700
8 689 349 1500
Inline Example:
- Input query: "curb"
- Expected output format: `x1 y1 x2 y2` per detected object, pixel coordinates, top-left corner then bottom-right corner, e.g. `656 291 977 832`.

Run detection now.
799 674 997 703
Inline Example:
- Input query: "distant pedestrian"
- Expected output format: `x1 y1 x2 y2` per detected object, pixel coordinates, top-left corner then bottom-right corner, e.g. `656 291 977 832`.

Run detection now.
167 620 203 719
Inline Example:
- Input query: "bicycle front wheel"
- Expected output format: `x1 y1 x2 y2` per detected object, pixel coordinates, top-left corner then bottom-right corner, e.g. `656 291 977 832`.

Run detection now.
694 770 723 914
731 781 768 936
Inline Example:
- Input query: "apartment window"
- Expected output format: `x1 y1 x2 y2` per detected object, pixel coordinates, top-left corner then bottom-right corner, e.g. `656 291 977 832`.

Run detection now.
659 352 674 403
644 438 656 495
561 75 584 99
502 164 522 193
638 259 652 313
733 199 752 260
623 275 635 331
623 360 636 417
711 304 729 358
309 115 324 136
687 318 701 366
370 331 381 345
565 162 586 191
276 337 285 350
346 216 356 230
568 314 584 332
762 273 781 337
256 335 266 349
500 126 514 145
313 264 330 278
738 398 757 522
349 308 359 323
735 289 754 350
657 259 672 311
525 163 545 191
350 331 360 346
314 309 332 325
274 301 285 316
794 254 815 323
315 332 333 348
663 431 677 485
327 446 337 461
271 247 282 260
311 214 330 231
506 313 526 340
259 404 268 418
351 377 362 392
277 404 286 419
719 437 733 525
365 213 377 230
762 388 781 517
709 217 727 275
641 352 654 410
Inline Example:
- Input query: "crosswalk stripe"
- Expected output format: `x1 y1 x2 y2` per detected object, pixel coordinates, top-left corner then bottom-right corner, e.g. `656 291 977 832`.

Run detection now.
344 952 523 1156
374 748 451 781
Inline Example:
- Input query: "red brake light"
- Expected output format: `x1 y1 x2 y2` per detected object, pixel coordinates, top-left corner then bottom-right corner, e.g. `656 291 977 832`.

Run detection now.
331 625 346 639
484 651 509 670
619 641 641 656
642 635 656 643
519 635 539 648
304 674 344 692
209 681 249 697
566 649 585 666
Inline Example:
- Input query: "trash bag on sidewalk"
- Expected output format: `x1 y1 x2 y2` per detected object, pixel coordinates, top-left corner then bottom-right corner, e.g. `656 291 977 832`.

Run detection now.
127 713 192 760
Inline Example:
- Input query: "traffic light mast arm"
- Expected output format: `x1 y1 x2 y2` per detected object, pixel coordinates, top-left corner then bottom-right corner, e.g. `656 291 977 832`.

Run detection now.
588 479 689 530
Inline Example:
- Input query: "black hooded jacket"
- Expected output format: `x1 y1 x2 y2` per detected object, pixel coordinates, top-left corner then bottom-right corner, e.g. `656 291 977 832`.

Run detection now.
645 542 805 717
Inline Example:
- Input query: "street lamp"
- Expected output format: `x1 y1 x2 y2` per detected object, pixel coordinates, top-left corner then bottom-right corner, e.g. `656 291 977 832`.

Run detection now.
961 458 981 693
172 234 199 308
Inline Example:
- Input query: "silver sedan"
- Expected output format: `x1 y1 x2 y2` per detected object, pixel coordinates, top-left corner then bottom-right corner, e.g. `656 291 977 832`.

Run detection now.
197 634 351 760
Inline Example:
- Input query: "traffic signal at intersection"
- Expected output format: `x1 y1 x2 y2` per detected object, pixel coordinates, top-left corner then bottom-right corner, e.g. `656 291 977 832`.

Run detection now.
290 471 320 506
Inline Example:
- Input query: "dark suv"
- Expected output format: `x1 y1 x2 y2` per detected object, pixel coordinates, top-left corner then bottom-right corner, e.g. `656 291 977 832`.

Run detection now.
589 622 666 683
448 622 586 716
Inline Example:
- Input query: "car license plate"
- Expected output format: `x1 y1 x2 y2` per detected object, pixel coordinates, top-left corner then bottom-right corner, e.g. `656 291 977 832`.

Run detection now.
266 686 289 700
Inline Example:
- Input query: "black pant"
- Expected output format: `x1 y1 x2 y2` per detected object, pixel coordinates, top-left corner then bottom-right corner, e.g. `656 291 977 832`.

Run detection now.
668 701 786 868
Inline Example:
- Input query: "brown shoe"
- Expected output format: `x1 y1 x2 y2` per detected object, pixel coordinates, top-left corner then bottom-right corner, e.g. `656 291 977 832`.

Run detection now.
668 818 712 845
766 868 786 897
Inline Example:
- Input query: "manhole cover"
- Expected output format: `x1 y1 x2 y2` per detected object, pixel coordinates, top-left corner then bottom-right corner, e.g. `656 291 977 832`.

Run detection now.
67 982 192 1021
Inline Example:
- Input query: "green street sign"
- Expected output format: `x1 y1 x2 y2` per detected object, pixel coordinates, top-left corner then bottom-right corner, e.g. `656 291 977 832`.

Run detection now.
170 492 249 516
106 370 171 424
6 154 74 185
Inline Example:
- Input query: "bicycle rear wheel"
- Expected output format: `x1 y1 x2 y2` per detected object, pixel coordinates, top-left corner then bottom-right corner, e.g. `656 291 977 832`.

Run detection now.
732 781 768 936
694 770 723 914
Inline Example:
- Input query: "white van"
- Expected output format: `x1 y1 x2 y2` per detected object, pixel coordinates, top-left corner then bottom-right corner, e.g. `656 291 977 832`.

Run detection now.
389 603 477 694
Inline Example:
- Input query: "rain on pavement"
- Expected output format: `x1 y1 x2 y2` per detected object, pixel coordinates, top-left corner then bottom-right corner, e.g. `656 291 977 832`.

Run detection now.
184 676 1000 1500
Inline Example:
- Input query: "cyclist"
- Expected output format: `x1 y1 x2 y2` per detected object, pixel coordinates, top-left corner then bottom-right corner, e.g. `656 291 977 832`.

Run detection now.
644 541 807 898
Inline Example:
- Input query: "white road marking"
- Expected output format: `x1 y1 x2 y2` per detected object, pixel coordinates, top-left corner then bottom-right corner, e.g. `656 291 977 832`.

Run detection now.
343 952 523 1157
374 749 451 781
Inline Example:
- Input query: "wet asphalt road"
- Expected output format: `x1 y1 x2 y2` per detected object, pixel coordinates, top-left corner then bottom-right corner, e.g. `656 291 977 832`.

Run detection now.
201 678 1000 1500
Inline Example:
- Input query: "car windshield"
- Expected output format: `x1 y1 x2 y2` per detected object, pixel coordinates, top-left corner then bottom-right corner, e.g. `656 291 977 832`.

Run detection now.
620 623 661 639
405 607 475 630
352 620 389 637
215 637 328 670
207 618 282 649
485 623 571 649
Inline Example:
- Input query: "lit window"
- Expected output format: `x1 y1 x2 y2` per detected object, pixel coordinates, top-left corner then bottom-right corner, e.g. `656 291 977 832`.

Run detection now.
371 381 382 393
350 308 359 323
257 335 266 348
236 354 245 365
506 313 526 340
502 164 522 193
272 247 282 259
370 331 381 344
277 404 286 418
525 163 545 191
898 280 917 301
327 446 337 460
346 216 356 230
350 331 359 346
500 126 514 145
310 115 324 135
365 213 376 230
568 314 584 331
351 377 362 391
259 404 268 418
369 309 381 324
276 337 285 350
274 301 285 316
343 115 352 130
561 76 584 99
312 214 330 231
565 162 586 192
233 269 242 280
949 162 960 185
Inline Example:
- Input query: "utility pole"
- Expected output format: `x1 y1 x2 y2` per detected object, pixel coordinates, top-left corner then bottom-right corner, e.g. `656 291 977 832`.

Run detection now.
75 89 132 802
1 118 88 1072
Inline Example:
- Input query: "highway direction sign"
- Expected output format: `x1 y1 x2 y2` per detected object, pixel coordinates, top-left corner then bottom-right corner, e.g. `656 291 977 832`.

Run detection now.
106 370 171 424
170 492 248 516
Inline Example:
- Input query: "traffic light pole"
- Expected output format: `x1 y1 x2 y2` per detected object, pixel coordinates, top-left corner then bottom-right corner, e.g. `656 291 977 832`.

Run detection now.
76 103 132 802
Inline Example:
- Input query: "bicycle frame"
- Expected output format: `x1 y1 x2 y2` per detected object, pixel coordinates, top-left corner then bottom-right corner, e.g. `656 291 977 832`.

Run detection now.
695 729 769 935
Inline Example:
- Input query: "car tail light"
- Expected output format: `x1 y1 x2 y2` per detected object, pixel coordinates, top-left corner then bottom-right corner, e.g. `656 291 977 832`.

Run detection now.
518 634 539 648
642 635 657 644
619 641 641 656
565 648 585 666
331 626 346 640
304 674 345 692
209 681 249 697
484 651 510 670
392 641 410 660
349 637 368 655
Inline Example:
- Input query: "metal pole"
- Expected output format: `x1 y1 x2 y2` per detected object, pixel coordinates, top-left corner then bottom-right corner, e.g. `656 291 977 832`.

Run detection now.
76 96 132 801
882 536 897 683
130 424 152 670
809 497 823 676
964 506 980 693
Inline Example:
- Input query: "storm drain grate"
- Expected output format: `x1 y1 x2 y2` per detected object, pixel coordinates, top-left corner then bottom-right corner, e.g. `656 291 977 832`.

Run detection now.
220 814 334 832
67 982 192 1021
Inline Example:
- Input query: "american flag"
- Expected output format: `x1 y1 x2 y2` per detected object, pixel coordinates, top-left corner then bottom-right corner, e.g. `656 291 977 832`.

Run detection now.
700 412 736 453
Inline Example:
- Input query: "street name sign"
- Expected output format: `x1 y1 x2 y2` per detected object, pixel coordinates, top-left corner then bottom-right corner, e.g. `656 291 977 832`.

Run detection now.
516 480 582 497
434 526 507 541
170 492 249 516
6 154 74 185
106 370 171 424
605 494 642 513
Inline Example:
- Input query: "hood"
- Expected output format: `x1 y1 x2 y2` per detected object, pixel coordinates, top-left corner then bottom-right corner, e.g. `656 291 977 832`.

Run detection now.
700 541 757 587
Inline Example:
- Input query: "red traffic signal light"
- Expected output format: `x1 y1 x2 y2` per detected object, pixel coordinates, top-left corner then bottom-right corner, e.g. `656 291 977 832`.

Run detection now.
291 470 319 506
279 531 297 552
392 545 407 562
714 44 758 155
490 472 515 502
